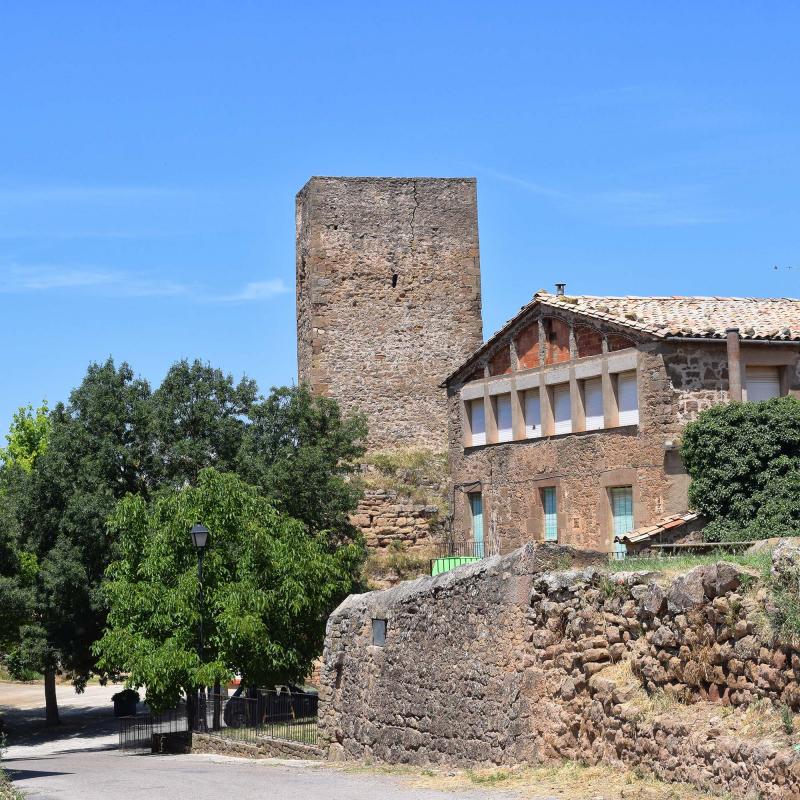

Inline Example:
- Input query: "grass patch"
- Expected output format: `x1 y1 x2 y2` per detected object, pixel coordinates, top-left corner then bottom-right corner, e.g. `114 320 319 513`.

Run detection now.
408 760 724 799
213 719 318 745
363 541 433 583
360 449 448 515
606 550 773 578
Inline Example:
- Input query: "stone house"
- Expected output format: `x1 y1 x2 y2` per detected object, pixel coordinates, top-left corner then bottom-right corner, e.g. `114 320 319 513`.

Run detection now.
444 290 800 556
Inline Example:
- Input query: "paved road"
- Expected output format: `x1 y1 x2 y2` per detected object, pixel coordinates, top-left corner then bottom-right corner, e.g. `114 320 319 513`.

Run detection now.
7 750 534 800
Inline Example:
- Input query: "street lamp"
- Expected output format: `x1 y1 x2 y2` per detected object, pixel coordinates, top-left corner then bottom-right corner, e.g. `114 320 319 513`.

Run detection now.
190 523 209 731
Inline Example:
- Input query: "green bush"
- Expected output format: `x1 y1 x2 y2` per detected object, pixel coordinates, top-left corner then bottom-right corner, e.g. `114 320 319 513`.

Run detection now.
681 396 800 542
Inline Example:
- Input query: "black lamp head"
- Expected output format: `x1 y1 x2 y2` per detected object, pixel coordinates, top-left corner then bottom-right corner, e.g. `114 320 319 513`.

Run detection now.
190 523 209 550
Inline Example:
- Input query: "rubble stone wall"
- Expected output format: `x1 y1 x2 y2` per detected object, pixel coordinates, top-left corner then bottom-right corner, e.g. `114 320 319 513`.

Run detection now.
192 733 324 760
354 490 439 554
296 176 483 451
320 544 800 799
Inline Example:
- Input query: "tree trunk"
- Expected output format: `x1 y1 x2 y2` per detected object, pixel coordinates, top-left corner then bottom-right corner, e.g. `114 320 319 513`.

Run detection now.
44 669 60 726
212 680 221 731
186 689 196 732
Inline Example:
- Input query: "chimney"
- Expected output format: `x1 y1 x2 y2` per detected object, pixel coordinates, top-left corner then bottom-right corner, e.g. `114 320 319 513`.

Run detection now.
555 283 566 296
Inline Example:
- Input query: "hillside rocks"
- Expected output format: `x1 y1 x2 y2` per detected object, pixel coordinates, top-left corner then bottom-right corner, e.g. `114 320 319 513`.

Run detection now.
321 545 800 799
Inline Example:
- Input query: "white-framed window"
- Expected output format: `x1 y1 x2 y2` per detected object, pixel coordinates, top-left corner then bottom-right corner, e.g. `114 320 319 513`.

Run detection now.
524 389 542 438
553 384 572 435
583 378 604 430
617 372 639 426
495 394 513 442
745 366 782 402
469 398 486 446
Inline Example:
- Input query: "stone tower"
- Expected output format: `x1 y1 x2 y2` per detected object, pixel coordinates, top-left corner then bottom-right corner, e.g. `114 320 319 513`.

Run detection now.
296 177 483 451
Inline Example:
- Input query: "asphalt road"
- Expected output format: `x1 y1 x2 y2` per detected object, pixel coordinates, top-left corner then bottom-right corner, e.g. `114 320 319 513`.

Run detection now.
1 681 537 800
7 750 533 800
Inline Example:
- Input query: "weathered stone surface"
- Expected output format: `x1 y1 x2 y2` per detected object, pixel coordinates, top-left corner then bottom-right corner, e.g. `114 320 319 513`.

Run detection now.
321 544 800 800
666 566 707 613
296 177 483 451
192 732 324 760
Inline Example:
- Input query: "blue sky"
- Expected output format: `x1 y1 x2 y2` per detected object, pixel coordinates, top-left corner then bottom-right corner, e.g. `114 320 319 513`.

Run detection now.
1 2 799 432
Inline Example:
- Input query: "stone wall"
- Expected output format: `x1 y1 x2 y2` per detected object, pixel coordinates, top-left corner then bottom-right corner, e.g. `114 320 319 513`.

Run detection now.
354 489 440 553
296 176 483 451
447 332 800 554
320 544 800 799
447 345 689 553
192 732 323 760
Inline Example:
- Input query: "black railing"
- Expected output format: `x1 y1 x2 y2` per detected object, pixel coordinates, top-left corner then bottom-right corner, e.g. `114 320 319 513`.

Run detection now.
202 690 318 746
433 539 497 559
118 704 188 752
119 689 318 753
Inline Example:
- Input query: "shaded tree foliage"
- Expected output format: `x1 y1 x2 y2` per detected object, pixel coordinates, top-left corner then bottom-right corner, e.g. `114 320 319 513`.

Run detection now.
681 395 800 542
94 469 361 712
238 384 367 543
151 359 258 487
8 360 152 722
1 359 367 723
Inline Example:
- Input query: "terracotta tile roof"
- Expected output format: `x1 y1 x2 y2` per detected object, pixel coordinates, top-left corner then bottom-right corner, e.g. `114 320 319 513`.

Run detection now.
444 291 800 385
537 292 800 341
614 512 700 544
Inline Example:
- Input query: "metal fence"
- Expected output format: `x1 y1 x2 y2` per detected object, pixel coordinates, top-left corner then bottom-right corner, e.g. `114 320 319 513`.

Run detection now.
119 689 318 753
201 690 318 746
118 704 188 752
434 539 499 559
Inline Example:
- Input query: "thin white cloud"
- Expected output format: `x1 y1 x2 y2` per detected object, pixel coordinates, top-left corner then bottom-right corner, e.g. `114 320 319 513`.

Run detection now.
475 166 728 227
0 185 191 206
0 266 288 303
212 279 290 303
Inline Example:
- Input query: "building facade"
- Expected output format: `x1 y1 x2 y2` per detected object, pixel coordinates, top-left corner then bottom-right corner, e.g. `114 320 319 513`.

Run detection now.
296 176 483 451
444 291 800 555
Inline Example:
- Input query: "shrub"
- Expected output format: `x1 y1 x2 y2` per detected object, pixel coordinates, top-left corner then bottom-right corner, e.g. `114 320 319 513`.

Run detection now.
681 396 800 542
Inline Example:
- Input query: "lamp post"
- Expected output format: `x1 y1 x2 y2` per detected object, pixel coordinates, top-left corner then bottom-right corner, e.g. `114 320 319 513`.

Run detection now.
190 523 209 731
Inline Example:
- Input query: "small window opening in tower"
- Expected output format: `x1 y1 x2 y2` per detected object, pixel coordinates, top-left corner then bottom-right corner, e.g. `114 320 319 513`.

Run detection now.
391 273 398 288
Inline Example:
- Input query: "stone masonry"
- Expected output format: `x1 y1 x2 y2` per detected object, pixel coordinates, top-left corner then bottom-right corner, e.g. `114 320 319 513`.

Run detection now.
354 490 440 554
296 177 483 451
446 295 800 554
321 544 800 798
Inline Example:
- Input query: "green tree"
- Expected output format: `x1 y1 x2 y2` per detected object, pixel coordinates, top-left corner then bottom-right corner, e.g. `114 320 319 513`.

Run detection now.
239 384 367 544
0 403 50 473
94 469 361 712
681 395 800 541
10 359 152 723
150 359 258 487
0 404 49 670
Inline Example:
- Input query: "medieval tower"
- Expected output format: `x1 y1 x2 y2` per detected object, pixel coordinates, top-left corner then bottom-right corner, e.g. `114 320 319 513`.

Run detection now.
296 176 483 451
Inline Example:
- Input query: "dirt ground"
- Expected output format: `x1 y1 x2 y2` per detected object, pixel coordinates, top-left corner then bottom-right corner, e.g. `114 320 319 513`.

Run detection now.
352 762 725 800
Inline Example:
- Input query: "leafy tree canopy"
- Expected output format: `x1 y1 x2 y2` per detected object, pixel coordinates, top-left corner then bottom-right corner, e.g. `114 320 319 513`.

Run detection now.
1 358 367 723
0 403 50 473
151 359 258 487
0 404 49 661
7 359 152 719
238 384 367 543
681 395 800 542
95 469 361 712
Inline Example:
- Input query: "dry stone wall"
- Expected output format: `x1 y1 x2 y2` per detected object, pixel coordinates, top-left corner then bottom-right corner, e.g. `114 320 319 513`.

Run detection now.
321 543 800 798
192 732 323 760
354 490 440 553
